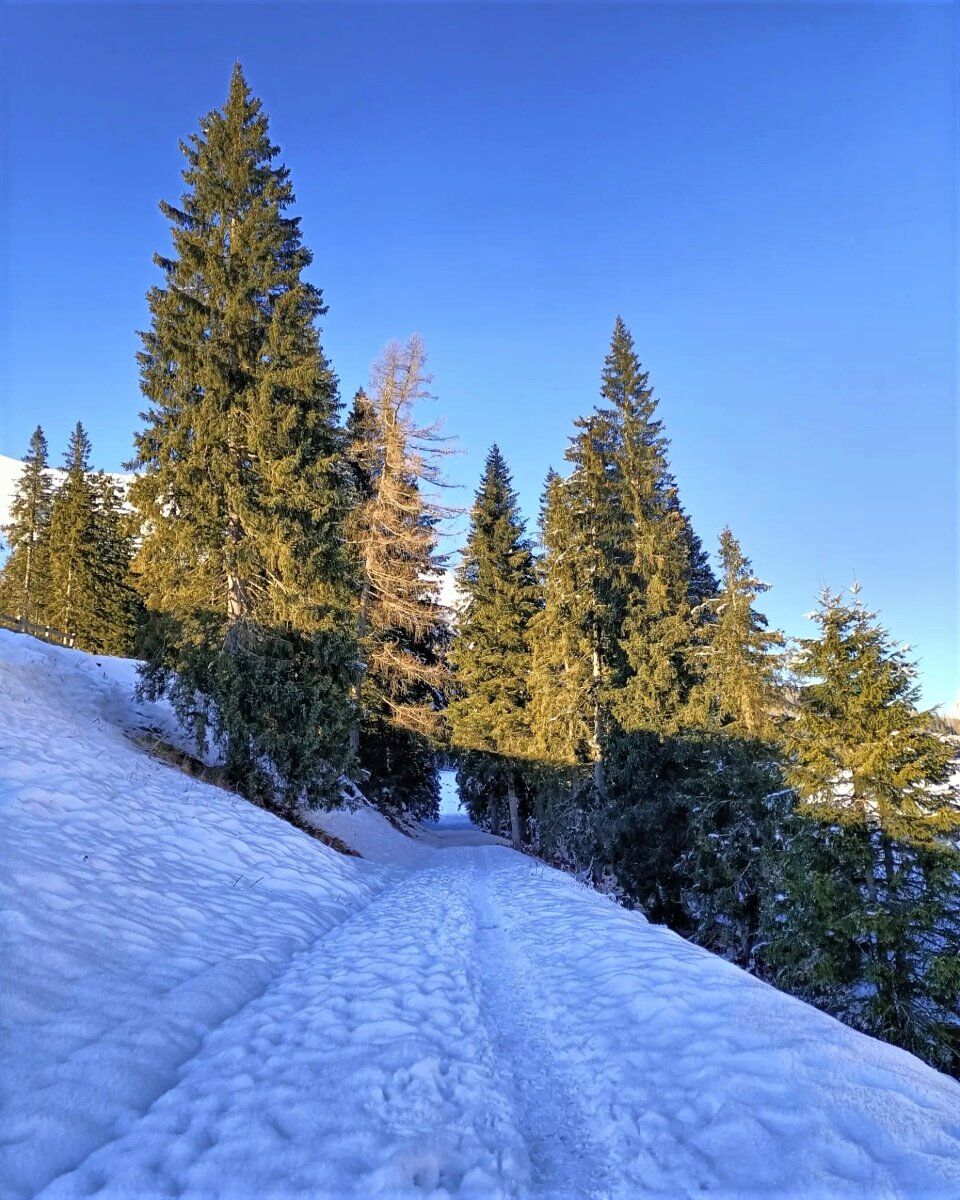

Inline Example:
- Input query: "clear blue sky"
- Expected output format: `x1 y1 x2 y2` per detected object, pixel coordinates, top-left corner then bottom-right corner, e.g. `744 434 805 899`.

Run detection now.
0 3 956 710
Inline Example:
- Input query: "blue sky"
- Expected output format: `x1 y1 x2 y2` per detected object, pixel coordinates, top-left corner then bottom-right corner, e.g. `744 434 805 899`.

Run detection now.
0 3 956 709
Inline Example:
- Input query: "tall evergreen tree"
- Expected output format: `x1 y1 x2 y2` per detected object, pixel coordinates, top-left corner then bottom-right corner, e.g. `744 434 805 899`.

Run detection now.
602 318 697 736
686 527 783 738
528 469 595 767
448 446 540 846
674 495 718 609
0 426 53 625
47 423 100 647
345 388 381 506
89 472 139 656
672 528 786 963
765 586 960 1068
345 338 451 819
130 64 355 807
530 320 709 775
528 319 711 873
563 407 630 783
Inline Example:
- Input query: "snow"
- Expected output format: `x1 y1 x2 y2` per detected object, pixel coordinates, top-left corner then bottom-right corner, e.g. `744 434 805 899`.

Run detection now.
0 453 132 547
437 569 464 615
0 453 45 533
2 630 960 1199
439 768 463 815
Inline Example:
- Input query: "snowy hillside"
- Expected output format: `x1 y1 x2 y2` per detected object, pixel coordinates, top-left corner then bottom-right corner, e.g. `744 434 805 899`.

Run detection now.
0 452 133 538
1 631 959 1199
0 454 32 520
0 451 464 610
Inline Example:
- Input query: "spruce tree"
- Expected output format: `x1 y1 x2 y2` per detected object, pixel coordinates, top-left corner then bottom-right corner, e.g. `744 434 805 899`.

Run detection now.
579 320 699 923
675 528 786 963
603 318 697 736
90 472 139 656
686 527 783 738
677 734 788 964
766 586 960 1069
563 407 630 783
47 423 100 647
0 426 53 625
527 319 710 869
130 64 355 807
345 388 381 506
674 496 718 609
448 445 540 845
528 469 595 767
345 338 451 819
530 320 709 773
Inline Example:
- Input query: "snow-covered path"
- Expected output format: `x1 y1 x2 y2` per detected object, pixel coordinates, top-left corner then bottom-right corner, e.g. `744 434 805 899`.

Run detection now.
3 632 960 1199
29 842 960 1200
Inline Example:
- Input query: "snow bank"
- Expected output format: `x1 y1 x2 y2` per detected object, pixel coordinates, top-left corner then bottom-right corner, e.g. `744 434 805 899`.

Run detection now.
308 803 439 868
0 631 388 1198
479 854 960 1199
307 772 509 866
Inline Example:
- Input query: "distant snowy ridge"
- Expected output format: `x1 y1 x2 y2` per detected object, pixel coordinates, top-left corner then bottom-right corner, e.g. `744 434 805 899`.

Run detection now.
0 452 132 535
2 631 959 1199
0 452 467 604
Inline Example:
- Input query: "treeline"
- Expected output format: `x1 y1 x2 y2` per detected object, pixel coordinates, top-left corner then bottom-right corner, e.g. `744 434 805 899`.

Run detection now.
0 424 139 653
1 64 956 1073
446 321 959 1074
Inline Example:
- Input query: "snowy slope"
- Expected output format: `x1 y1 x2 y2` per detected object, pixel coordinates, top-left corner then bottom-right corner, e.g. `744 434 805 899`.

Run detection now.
0 454 39 530
2 632 960 1199
0 452 132 539
0 451 464 618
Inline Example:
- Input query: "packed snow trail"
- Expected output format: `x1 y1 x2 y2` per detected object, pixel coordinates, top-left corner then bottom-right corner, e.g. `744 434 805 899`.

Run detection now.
2 633 960 1199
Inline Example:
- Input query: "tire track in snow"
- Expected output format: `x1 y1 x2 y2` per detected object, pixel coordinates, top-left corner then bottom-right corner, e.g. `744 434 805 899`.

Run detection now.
35 858 535 1200
469 852 617 1200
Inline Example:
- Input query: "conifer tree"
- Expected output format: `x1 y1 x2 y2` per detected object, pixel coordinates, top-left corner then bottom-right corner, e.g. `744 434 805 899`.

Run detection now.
672 528 786 962
528 320 710 871
531 321 727 919
448 445 540 845
47 423 100 647
766 586 960 1068
530 320 709 774
130 65 355 806
563 408 630 783
603 318 697 736
528 469 595 767
674 496 718 609
346 338 451 818
686 527 783 738
676 734 788 964
0 426 53 625
89 472 139 656
345 388 381 506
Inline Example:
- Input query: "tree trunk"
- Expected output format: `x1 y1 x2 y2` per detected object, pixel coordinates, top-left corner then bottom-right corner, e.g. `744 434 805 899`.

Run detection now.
591 637 604 793
860 782 888 990
225 513 250 629
64 556 73 636
506 772 521 849
349 580 371 761
881 833 909 1013
21 540 33 624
